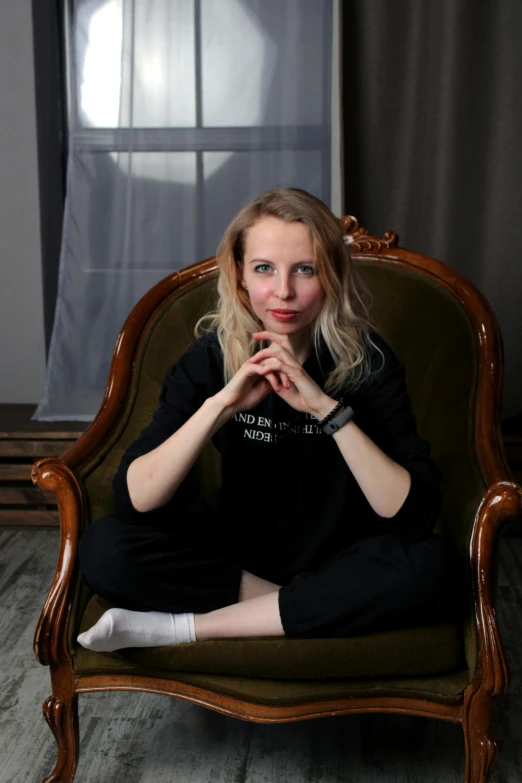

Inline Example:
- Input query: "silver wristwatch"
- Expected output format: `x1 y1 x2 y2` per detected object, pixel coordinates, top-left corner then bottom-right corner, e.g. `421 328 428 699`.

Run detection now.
322 405 355 435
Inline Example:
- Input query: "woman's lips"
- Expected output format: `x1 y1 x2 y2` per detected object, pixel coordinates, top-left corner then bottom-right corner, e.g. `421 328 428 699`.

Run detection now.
269 310 300 321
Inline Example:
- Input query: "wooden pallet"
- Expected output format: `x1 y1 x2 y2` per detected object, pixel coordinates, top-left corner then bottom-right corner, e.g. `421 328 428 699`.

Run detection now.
0 405 86 528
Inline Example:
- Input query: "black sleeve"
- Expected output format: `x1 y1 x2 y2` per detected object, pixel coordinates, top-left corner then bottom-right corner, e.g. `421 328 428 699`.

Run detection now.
112 332 222 524
351 333 443 541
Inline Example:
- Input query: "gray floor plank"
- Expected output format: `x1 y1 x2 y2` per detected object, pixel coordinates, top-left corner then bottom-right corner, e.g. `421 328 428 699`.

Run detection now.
1 529 521 782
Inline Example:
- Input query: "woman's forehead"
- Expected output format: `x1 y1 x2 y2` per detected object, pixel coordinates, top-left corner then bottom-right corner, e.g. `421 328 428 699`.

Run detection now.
244 217 313 259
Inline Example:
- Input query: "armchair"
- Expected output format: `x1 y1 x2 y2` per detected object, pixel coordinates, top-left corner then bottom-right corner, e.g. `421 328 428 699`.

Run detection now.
33 217 522 782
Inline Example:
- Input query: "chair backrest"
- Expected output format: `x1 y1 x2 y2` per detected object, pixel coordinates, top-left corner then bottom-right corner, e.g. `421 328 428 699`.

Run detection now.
354 259 486 555
81 233 492 560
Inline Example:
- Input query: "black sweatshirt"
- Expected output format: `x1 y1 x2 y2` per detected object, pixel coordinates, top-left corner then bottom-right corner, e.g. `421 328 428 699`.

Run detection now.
112 328 443 577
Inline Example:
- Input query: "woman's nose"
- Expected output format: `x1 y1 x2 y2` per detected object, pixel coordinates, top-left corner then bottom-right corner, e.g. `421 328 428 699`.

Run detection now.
275 274 294 299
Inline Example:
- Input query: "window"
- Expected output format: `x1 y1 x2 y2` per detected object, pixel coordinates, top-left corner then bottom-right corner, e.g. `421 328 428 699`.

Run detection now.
35 0 333 419
70 0 332 265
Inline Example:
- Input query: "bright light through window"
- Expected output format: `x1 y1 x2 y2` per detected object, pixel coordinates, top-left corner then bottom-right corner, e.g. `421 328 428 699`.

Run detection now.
76 0 287 182
202 0 272 127
79 0 123 128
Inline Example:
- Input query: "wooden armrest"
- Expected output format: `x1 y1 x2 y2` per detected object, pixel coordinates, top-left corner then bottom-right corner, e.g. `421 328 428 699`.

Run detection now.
32 457 83 666
469 480 522 696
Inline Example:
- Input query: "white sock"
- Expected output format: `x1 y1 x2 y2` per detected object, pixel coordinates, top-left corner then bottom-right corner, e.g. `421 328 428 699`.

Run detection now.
77 607 196 652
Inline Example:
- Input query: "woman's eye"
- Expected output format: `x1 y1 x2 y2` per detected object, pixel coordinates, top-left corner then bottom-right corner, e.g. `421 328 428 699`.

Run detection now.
253 264 315 274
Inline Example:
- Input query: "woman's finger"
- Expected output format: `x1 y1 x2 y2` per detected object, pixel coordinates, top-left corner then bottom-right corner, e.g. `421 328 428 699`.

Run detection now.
280 371 291 389
257 358 283 376
261 370 281 391
270 360 295 387
247 361 280 389
268 371 283 391
249 345 296 367
257 360 298 392
258 365 291 392
252 330 295 357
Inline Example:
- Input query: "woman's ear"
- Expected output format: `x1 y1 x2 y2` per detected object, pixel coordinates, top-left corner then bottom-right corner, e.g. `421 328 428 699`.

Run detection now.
238 265 248 290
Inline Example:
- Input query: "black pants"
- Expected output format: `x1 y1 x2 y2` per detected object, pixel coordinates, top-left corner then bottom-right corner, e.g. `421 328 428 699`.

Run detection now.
78 511 463 639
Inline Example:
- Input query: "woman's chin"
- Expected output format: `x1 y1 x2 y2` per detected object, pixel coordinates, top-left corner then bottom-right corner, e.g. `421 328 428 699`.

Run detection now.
262 320 300 333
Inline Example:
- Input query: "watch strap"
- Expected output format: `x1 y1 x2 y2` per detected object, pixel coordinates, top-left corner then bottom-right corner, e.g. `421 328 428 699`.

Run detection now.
322 405 355 435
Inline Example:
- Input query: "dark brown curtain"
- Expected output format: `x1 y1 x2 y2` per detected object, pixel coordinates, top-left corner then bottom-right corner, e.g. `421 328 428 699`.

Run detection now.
342 0 522 420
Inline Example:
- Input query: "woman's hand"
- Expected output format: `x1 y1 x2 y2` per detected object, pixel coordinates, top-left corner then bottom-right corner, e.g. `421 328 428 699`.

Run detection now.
248 330 336 417
214 350 288 415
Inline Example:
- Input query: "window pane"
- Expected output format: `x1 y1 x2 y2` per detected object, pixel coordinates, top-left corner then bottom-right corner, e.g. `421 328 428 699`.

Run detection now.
72 151 197 270
202 150 323 255
201 0 328 127
132 0 196 127
76 0 196 128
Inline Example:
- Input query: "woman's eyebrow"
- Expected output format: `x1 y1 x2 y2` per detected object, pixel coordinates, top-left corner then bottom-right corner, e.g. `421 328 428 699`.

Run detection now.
248 258 316 264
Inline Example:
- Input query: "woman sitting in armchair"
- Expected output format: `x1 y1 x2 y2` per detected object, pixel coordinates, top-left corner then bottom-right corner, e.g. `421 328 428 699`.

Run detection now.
77 187 460 652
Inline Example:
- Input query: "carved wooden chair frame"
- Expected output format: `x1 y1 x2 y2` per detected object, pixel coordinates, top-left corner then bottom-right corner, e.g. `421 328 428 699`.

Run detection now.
33 217 522 783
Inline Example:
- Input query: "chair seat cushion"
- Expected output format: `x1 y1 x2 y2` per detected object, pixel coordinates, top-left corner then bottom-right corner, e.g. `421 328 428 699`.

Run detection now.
77 594 465 680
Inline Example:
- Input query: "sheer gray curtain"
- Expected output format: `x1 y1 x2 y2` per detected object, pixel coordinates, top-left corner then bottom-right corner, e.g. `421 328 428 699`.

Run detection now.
34 0 333 420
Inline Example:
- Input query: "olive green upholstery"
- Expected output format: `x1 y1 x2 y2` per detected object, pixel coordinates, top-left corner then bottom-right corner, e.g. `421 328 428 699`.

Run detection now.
77 593 465 680
69 259 484 701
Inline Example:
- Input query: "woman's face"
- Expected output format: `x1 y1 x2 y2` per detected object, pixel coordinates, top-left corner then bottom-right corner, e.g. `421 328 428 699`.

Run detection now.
239 216 324 338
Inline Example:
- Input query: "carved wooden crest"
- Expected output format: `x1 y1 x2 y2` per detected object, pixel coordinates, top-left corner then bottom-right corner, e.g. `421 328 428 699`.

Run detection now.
340 215 399 252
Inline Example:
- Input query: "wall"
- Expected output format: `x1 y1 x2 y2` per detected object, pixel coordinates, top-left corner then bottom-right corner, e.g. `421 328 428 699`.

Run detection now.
0 0 46 403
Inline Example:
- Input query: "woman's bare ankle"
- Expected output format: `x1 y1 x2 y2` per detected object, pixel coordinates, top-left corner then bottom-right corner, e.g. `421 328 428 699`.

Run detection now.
194 591 284 641
238 570 281 602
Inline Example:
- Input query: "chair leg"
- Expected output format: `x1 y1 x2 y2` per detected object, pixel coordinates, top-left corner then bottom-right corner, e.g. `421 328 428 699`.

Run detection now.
41 667 79 783
462 688 498 783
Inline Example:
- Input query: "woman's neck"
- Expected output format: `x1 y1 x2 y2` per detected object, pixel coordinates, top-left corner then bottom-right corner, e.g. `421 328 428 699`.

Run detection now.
287 329 313 365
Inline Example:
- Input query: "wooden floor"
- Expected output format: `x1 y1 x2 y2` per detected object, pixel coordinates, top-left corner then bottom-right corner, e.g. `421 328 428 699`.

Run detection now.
1 530 522 782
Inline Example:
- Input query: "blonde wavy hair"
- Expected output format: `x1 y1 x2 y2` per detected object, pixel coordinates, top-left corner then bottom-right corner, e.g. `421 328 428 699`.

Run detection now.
195 188 383 396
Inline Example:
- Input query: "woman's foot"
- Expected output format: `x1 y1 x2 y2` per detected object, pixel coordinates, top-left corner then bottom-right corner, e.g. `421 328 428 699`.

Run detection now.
77 607 196 652
78 575 284 651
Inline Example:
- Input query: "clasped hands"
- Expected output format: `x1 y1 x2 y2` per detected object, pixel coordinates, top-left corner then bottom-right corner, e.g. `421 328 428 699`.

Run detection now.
247 330 335 418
